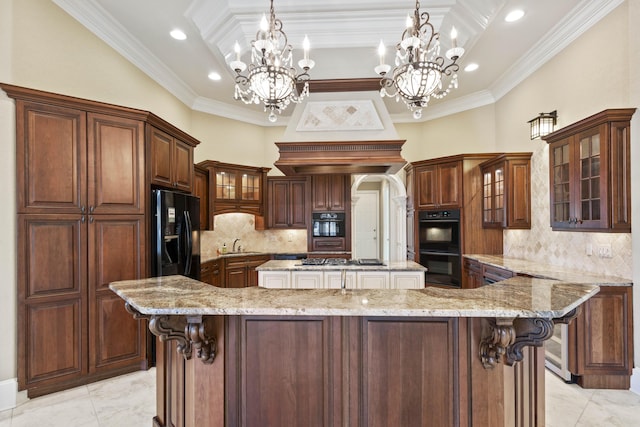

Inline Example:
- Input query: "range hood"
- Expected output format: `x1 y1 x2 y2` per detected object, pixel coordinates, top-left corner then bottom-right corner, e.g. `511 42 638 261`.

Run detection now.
274 140 406 175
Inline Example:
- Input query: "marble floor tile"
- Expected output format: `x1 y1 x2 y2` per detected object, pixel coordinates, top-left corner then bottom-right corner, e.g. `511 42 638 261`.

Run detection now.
1 368 639 426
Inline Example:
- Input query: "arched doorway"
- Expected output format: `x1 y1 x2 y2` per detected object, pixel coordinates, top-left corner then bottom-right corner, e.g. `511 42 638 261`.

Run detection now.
351 174 407 262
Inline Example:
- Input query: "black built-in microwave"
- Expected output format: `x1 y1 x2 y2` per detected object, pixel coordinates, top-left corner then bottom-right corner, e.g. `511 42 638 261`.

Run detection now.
312 212 345 237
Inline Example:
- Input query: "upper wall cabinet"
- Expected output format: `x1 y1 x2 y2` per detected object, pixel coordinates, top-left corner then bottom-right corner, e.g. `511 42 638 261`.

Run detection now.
480 153 532 229
543 109 636 232
14 101 145 215
311 174 349 211
148 126 194 193
267 176 309 229
414 161 462 210
198 161 270 217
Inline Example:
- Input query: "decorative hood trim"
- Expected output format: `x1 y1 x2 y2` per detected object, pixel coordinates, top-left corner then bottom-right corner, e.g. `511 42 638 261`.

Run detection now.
274 140 406 175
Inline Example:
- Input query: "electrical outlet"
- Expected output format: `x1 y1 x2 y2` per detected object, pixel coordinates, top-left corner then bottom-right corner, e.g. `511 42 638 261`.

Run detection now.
288 232 293 242
597 244 612 258
585 244 593 256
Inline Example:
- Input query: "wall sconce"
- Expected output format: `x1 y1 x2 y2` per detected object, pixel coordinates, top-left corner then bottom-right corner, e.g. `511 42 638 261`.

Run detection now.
528 110 557 139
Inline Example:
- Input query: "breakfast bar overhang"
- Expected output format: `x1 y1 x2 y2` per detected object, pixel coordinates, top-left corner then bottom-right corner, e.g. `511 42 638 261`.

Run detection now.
110 275 598 427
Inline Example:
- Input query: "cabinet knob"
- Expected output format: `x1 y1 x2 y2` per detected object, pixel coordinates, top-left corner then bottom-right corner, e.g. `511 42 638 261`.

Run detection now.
81 205 86 213
90 216 94 223
89 205 94 213
81 216 85 223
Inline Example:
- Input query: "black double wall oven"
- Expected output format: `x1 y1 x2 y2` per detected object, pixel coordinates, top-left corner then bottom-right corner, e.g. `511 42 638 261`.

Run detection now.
418 209 461 287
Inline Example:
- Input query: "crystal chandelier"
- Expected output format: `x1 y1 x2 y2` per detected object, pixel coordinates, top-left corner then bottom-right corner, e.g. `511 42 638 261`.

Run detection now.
229 0 315 123
375 0 465 119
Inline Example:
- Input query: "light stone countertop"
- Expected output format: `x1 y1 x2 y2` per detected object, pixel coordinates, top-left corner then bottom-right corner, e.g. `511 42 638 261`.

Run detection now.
109 274 598 319
255 260 427 271
464 254 632 286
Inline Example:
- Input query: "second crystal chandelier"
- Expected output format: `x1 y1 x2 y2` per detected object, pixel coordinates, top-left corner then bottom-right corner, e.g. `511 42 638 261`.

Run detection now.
375 0 465 119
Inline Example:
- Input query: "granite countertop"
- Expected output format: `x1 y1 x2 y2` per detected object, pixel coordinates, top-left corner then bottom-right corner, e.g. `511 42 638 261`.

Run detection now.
255 260 427 272
201 251 351 263
109 274 597 319
464 254 632 286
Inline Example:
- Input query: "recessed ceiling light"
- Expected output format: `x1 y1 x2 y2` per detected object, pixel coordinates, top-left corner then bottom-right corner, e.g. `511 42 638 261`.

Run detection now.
208 72 221 81
170 29 187 40
505 10 525 22
464 63 479 72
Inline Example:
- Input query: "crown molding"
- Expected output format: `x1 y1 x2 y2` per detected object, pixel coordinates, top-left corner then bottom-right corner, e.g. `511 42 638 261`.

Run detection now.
191 96 291 127
52 0 199 107
390 90 496 123
489 0 624 101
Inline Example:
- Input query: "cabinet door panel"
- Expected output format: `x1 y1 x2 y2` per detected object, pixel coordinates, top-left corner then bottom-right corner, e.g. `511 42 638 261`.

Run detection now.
226 268 247 288
269 180 290 228
87 113 144 214
25 300 85 385
194 167 209 229
173 139 193 192
88 216 146 373
290 180 308 228
311 175 329 211
91 293 145 371
417 166 437 209
20 215 85 299
328 175 346 211
149 127 173 187
437 161 461 208
17 101 86 213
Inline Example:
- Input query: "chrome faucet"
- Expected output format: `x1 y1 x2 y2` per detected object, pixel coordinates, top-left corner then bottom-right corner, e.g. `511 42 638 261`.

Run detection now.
233 238 240 252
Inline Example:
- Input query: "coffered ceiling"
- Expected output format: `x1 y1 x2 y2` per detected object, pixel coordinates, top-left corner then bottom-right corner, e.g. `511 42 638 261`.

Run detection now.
52 0 621 125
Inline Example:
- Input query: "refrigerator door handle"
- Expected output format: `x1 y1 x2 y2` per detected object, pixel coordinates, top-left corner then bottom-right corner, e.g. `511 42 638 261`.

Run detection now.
184 210 193 276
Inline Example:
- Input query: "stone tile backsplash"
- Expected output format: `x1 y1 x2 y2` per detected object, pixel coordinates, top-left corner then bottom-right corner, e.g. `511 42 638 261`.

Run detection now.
503 144 632 279
200 213 308 260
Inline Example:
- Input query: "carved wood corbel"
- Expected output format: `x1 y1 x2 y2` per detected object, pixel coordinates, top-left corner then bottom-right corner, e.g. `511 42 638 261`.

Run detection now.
479 310 579 369
124 304 216 364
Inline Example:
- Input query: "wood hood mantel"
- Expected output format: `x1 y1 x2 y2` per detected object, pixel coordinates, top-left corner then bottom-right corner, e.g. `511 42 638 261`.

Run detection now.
274 140 406 175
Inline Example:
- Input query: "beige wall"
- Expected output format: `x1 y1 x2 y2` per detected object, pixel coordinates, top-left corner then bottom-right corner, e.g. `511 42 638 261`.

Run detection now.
1 0 638 393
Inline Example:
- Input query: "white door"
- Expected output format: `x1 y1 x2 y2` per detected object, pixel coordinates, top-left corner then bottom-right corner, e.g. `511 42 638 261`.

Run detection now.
355 191 379 259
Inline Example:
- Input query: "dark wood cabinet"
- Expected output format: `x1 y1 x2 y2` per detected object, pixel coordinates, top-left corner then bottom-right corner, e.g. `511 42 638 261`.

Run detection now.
4 85 164 397
267 176 309 229
223 254 271 288
311 175 348 211
88 216 147 374
200 260 221 287
543 109 635 231
463 258 483 289
193 165 209 230
569 285 633 389
463 257 633 389
415 161 462 209
148 126 194 193
198 161 270 219
16 104 145 215
480 153 532 229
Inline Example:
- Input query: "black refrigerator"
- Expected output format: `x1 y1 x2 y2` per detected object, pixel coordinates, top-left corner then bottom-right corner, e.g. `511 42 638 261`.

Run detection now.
151 189 200 280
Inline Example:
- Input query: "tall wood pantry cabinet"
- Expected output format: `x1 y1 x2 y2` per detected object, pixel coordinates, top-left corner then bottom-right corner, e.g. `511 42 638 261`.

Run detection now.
2 83 199 397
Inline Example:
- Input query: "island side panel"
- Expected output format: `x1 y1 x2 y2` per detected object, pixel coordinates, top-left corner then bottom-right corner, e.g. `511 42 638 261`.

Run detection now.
465 318 545 427
184 316 225 427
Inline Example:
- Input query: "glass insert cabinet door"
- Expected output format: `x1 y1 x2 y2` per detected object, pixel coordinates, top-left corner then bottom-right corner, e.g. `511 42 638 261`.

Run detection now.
549 124 607 229
482 165 505 226
215 170 262 201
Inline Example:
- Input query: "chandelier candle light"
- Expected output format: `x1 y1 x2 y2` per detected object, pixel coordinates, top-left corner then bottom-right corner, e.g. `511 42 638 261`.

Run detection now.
230 0 315 122
376 0 465 119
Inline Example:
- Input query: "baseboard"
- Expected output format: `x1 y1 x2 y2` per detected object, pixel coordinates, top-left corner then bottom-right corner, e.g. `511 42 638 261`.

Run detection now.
0 378 17 412
631 368 640 395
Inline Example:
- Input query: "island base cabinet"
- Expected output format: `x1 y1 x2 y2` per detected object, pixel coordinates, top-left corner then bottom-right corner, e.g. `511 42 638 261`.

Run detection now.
568 286 633 389
155 316 545 427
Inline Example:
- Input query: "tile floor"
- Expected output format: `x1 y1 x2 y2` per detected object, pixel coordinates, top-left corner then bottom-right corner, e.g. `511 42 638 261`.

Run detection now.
0 368 639 426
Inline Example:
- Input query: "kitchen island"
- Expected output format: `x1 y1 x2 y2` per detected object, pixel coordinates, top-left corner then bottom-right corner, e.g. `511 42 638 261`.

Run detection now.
257 259 427 289
110 275 598 427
